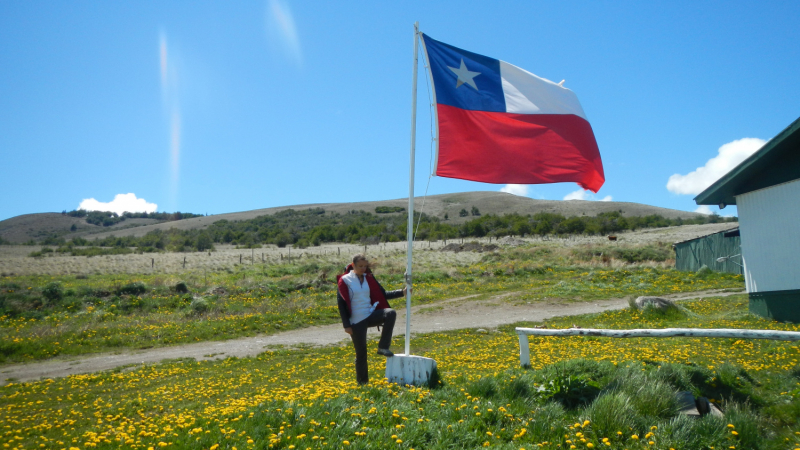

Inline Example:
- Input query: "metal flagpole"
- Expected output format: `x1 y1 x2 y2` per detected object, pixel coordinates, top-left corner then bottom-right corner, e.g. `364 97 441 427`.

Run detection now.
405 22 419 356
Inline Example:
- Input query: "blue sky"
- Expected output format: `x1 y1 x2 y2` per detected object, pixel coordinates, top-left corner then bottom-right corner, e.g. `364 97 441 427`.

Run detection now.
1 1 798 221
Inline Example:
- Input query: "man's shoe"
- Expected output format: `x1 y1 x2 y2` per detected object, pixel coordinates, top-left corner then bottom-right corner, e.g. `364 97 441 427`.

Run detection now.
377 348 394 357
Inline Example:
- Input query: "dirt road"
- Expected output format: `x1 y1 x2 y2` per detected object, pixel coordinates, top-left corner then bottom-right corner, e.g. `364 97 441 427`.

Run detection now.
0 289 742 385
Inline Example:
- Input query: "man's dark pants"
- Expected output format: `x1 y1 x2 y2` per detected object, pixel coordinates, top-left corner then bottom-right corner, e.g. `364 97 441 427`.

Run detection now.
349 308 396 384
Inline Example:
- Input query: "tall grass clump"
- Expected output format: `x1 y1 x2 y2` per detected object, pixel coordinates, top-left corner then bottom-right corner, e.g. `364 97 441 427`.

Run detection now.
607 365 681 420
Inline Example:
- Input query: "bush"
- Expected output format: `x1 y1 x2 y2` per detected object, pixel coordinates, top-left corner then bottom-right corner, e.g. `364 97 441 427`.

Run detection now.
375 206 405 214
585 391 638 438
42 282 64 302
608 367 680 420
189 297 210 314
117 282 146 296
697 265 713 276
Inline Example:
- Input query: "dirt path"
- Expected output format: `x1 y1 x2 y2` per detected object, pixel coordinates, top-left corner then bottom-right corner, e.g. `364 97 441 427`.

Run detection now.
0 289 743 385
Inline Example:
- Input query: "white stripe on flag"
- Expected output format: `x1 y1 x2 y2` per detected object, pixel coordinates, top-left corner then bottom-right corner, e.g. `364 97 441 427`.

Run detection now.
499 60 588 119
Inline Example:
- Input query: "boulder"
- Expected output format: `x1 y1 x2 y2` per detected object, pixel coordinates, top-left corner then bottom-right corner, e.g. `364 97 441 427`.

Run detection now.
634 296 676 311
676 391 724 418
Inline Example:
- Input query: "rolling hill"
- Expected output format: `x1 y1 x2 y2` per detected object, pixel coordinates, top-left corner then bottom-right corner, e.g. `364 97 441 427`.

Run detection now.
0 191 708 244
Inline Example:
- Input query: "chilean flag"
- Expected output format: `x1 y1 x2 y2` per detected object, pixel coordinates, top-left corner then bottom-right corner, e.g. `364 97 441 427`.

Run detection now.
421 34 605 193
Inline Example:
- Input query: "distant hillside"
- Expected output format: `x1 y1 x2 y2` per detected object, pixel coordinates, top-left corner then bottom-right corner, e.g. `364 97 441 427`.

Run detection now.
0 191 709 244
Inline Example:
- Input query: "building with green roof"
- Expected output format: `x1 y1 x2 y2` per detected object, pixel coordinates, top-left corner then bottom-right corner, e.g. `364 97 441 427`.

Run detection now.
695 116 800 322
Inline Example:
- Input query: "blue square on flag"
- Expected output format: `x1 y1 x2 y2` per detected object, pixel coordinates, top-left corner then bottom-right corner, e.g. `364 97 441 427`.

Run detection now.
423 35 506 113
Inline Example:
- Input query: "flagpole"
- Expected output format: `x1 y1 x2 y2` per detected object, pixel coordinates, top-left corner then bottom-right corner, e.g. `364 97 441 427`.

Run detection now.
405 22 419 356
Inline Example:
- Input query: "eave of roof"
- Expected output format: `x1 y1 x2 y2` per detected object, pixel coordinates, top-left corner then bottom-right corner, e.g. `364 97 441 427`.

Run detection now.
672 227 739 246
695 116 800 206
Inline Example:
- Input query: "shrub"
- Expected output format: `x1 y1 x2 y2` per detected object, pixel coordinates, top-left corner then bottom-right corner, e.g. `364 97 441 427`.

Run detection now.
697 265 713 276
196 233 214 252
375 206 405 214
189 297 210 314
585 391 638 438
609 367 680 420
117 282 146 296
42 282 64 302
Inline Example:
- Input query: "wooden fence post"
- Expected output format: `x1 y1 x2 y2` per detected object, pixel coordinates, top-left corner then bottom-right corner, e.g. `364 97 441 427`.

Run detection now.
518 333 530 366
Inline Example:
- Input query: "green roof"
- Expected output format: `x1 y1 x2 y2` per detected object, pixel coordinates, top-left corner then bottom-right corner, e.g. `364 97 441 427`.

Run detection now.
695 116 800 206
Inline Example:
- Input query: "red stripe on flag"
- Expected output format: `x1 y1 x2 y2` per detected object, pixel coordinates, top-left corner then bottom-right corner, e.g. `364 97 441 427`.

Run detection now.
435 104 605 192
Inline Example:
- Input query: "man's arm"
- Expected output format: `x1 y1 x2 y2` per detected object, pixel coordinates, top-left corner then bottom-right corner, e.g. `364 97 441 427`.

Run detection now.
337 288 351 328
384 288 404 300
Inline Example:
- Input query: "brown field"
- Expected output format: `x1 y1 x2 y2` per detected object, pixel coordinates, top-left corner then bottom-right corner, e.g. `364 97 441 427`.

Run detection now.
0 222 736 276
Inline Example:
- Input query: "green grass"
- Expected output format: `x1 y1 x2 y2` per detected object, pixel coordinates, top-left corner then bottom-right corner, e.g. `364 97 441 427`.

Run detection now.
0 255 744 363
1 294 799 450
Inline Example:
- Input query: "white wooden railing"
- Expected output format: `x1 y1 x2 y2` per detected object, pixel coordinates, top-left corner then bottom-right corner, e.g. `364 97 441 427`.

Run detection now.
515 327 800 366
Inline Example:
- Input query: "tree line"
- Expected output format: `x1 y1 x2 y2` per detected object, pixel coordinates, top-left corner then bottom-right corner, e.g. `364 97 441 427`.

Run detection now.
64 209 203 227
34 208 736 254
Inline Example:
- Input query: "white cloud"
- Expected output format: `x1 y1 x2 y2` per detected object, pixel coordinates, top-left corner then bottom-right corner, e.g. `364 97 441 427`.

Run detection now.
564 189 613 202
500 184 528 196
78 193 158 215
563 189 589 200
266 0 302 66
695 205 714 215
667 137 766 195
563 189 613 201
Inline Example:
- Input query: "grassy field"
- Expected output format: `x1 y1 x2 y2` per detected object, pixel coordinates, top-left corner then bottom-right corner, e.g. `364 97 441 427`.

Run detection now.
1 295 799 450
0 242 744 363
4 239 799 450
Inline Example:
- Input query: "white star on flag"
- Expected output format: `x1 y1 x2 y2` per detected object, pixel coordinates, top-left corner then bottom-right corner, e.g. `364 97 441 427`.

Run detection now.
447 59 481 90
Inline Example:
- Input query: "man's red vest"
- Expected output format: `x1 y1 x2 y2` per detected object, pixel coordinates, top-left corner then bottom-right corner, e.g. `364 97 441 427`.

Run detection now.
337 265 391 316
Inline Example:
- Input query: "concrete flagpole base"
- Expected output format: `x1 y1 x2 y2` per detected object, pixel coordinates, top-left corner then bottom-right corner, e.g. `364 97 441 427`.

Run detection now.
385 354 437 386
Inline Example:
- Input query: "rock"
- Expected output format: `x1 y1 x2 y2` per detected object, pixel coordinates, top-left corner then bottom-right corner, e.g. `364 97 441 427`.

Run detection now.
695 397 711 416
676 392 724 418
634 296 676 311
676 391 700 416
475 328 488 334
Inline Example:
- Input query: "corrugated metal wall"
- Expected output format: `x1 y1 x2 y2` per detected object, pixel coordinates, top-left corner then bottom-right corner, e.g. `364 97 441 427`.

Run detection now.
674 230 742 274
737 179 800 293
